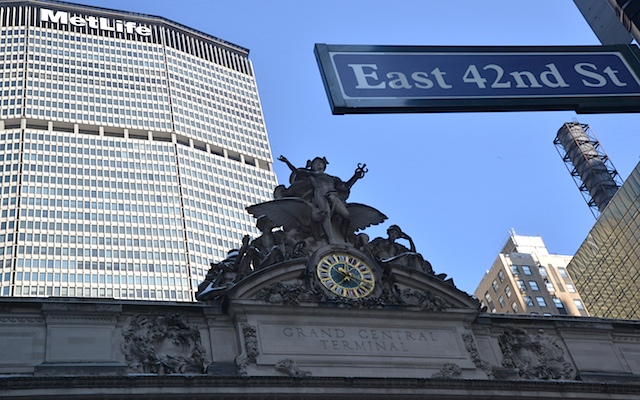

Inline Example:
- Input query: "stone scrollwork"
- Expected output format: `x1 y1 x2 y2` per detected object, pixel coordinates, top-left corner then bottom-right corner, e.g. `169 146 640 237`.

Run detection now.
255 281 323 305
120 313 206 375
254 280 451 311
498 326 574 380
389 287 451 311
275 359 312 377
431 362 462 379
236 324 259 376
462 331 495 379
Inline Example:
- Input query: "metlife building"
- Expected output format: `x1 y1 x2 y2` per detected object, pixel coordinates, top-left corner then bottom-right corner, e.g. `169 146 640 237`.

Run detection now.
0 1 278 301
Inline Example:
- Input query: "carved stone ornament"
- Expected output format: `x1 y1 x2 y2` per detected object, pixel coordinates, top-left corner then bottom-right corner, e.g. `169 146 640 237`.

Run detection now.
390 287 451 311
255 281 323 305
462 331 495 379
120 313 206 375
431 362 462 379
253 280 451 311
498 326 574 380
236 324 259 376
275 359 312 377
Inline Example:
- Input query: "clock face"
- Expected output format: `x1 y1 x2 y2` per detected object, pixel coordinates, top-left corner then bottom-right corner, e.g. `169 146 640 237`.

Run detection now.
316 252 375 298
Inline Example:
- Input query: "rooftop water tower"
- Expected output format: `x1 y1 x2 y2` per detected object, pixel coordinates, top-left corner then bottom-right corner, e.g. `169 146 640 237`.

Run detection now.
554 122 622 217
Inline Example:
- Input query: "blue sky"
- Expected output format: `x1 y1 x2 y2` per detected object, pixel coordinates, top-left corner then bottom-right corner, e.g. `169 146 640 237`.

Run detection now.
77 0 640 295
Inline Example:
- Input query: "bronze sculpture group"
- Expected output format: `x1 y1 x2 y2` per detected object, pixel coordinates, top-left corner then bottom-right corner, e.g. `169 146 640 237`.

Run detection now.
197 155 435 300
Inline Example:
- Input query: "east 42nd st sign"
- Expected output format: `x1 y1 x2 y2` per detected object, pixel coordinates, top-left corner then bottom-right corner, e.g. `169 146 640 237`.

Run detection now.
314 44 640 114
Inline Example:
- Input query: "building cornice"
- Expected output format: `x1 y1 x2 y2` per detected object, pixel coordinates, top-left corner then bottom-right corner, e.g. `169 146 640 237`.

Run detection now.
0 0 250 55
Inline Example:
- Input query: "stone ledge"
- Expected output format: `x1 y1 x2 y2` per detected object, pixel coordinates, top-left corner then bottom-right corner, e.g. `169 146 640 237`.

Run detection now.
34 363 128 377
206 363 238 376
579 371 640 383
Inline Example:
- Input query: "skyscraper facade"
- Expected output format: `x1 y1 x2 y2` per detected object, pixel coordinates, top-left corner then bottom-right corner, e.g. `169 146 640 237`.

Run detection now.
0 1 278 301
569 161 640 319
475 231 589 317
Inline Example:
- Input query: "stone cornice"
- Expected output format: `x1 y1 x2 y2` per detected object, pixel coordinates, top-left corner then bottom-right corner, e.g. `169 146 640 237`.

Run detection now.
1 376 640 399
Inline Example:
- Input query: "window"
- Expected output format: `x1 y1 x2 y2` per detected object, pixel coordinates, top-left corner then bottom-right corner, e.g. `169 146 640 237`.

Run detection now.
529 281 539 291
538 267 548 277
484 291 492 303
510 265 519 275
492 280 499 292
498 270 505 282
504 285 512 298
558 267 568 278
522 266 532 275
574 299 585 310
553 298 564 308
545 281 555 292
536 296 547 307
516 280 527 291
566 283 576 293
523 296 534 306
511 302 519 313
498 296 505 307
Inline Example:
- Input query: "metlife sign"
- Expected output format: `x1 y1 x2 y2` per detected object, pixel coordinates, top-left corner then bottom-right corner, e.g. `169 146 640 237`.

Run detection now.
40 8 152 37
315 44 640 114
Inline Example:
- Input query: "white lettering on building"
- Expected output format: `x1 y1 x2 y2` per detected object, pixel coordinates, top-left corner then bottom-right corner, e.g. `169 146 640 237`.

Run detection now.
40 8 152 37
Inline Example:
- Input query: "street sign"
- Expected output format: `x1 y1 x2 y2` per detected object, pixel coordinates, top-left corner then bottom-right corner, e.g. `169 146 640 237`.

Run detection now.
315 44 640 114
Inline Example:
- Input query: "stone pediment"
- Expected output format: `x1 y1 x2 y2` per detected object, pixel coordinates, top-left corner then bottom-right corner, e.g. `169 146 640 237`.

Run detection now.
223 250 479 312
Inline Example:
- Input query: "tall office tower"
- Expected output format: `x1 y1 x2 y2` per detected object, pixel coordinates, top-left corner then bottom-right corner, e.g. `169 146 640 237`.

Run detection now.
569 161 640 319
475 231 589 317
0 1 278 301
554 122 622 217
574 0 639 44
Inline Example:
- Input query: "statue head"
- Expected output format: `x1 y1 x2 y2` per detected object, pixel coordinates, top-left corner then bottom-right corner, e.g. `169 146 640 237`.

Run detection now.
306 157 328 172
387 225 402 240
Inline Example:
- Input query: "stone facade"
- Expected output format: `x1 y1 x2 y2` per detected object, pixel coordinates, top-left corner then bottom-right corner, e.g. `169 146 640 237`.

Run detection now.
2 260 640 399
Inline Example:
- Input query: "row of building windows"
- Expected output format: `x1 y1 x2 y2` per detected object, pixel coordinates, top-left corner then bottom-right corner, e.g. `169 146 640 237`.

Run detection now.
20 198 179 214
8 259 186 273
22 177 180 193
28 60 166 83
20 186 179 204
15 234 184 248
29 36 163 60
25 110 168 128
488 292 584 313
25 132 172 150
15 221 179 236
10 271 189 286
6 285 192 301
30 29 163 51
493 277 576 296
27 73 165 97
15 246 185 260
510 264 569 278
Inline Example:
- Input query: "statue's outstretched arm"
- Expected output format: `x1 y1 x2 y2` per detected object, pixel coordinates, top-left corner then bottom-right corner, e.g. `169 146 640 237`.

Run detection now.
345 163 367 189
278 155 297 173
400 230 417 252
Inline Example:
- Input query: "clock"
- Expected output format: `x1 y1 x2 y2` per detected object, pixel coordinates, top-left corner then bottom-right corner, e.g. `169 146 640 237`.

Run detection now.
316 252 376 298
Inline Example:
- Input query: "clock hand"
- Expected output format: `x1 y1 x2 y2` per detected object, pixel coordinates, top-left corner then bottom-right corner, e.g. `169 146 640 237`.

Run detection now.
343 265 363 281
335 267 351 284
